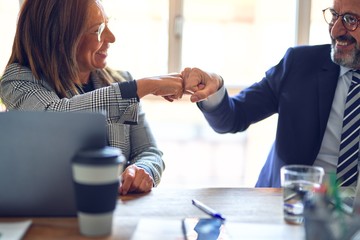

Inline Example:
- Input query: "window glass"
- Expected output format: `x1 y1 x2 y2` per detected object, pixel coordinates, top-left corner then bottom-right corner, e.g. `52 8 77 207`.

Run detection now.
182 0 297 87
102 0 169 78
309 0 333 45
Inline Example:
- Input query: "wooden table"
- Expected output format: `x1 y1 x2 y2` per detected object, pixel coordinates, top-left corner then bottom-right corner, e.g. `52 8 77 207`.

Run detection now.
1 188 305 239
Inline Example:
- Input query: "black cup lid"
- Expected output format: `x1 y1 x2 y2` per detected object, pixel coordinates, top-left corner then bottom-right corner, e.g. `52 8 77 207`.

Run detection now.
73 146 125 165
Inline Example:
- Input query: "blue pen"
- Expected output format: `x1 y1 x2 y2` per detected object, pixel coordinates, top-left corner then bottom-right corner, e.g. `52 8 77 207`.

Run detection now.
192 199 226 221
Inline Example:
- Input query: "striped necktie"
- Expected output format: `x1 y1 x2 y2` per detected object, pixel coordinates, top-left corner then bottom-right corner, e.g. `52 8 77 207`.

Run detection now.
337 70 360 186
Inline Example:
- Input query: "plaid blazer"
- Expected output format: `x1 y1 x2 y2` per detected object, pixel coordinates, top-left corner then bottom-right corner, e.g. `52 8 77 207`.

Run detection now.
0 63 165 186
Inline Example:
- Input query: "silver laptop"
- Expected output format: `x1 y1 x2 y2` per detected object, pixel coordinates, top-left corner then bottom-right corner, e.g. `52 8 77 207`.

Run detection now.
0 111 107 217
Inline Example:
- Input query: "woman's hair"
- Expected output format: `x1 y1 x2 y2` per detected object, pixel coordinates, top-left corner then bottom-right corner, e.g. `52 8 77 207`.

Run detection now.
7 0 107 97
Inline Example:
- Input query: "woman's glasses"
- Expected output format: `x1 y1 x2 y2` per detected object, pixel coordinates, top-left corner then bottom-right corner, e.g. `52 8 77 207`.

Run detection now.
322 8 360 32
95 22 106 42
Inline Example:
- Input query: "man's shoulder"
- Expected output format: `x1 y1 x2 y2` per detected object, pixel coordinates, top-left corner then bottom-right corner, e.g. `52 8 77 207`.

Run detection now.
284 44 333 66
291 44 331 55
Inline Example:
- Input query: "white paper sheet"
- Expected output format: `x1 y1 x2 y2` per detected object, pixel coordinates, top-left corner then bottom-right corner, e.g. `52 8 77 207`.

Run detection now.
130 218 305 240
0 220 32 240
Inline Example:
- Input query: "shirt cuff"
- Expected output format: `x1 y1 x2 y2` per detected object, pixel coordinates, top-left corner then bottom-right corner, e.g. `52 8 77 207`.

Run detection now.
198 82 226 111
118 80 139 101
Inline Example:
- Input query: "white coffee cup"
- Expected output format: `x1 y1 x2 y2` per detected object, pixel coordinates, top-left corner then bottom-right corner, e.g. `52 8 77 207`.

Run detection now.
72 146 125 237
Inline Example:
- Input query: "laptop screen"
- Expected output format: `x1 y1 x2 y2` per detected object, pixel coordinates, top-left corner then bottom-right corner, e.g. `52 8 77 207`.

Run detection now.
0 111 107 217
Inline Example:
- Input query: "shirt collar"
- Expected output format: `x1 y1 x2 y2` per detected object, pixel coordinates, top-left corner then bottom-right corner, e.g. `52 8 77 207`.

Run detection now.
339 66 352 77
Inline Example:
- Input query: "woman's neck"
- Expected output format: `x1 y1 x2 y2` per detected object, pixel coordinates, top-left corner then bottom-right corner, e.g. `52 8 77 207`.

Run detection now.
77 71 91 84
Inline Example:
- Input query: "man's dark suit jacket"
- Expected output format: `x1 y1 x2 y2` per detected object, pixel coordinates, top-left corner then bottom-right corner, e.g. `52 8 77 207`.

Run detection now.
200 44 341 187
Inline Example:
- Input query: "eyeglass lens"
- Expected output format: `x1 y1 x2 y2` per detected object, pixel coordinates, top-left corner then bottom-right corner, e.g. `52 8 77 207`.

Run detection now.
323 8 359 31
97 23 106 42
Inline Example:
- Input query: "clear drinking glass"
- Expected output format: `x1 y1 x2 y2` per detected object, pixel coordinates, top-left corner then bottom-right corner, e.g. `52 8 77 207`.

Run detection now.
280 165 324 224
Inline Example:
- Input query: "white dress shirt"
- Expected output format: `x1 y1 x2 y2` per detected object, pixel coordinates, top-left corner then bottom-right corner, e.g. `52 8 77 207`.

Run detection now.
314 66 354 181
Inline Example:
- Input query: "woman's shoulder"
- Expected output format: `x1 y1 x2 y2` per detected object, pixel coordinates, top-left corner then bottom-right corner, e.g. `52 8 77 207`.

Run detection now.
1 63 34 80
1 63 53 90
102 67 133 82
117 70 133 82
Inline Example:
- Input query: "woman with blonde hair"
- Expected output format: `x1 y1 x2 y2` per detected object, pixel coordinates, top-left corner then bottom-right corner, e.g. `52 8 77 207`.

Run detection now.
0 0 183 194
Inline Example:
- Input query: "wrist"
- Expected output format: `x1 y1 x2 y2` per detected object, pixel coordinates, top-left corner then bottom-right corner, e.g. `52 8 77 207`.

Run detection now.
135 79 151 99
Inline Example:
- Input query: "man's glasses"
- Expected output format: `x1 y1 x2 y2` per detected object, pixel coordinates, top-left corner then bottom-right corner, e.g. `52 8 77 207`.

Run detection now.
322 7 360 31
95 22 106 42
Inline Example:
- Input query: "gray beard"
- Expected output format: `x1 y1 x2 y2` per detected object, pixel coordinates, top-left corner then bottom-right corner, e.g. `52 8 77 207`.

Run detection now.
331 41 360 69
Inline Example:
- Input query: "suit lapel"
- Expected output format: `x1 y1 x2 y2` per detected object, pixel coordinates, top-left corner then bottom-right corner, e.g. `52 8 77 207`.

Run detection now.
317 61 340 138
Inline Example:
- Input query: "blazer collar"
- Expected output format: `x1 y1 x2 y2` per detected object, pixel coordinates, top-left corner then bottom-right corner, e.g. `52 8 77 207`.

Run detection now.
317 57 340 137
